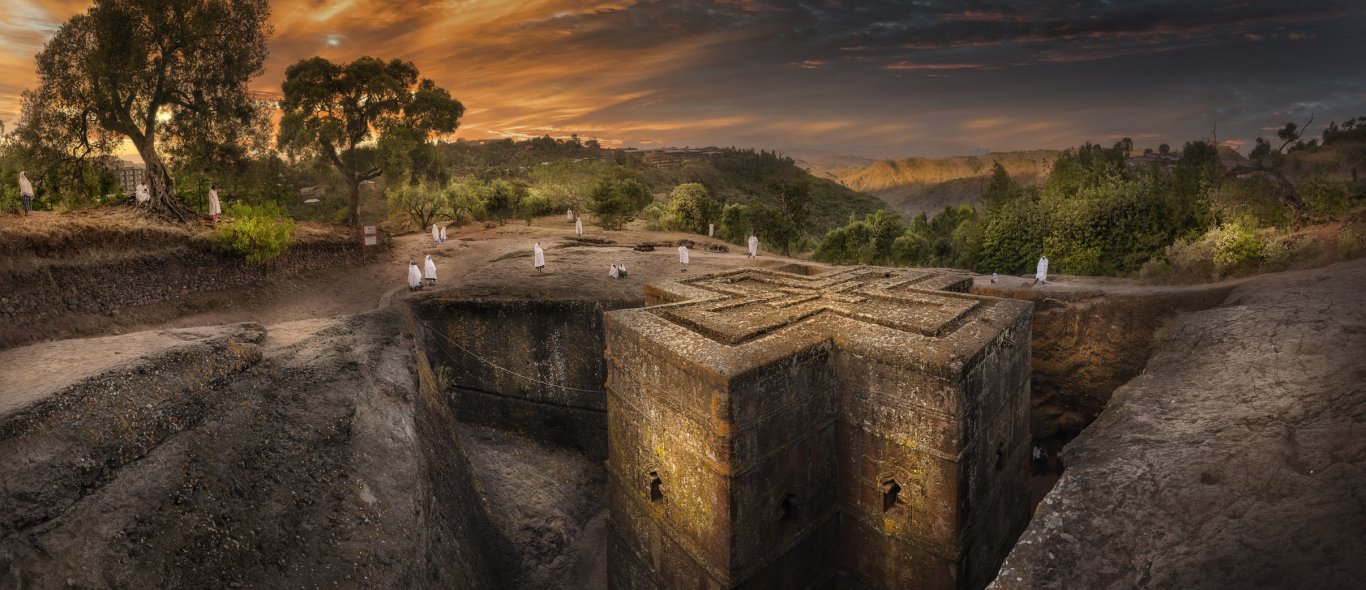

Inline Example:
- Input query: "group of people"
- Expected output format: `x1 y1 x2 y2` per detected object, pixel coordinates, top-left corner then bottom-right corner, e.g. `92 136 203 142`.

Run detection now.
985 257 1050 285
17 171 226 224
408 228 764 291
407 255 439 291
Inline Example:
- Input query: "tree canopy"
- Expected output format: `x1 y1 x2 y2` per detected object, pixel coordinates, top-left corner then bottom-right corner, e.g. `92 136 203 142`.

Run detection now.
277 56 464 225
18 0 271 218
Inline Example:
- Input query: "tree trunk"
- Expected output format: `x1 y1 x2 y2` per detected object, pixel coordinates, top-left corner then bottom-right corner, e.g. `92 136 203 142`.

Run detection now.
346 180 361 226
132 140 189 222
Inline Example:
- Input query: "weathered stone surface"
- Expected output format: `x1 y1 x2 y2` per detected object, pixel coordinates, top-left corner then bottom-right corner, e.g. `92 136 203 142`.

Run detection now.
0 238 380 350
410 291 642 460
1 311 514 589
989 258 1366 590
607 265 1034 589
972 281 1232 440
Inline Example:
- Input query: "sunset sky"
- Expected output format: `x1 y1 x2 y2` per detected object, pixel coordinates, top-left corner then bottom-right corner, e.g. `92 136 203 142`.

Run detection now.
1 0 1364 158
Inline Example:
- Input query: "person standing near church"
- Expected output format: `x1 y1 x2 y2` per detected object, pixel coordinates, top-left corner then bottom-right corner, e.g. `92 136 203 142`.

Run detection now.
407 261 422 291
1035 256 1049 285
424 254 437 286
207 184 221 225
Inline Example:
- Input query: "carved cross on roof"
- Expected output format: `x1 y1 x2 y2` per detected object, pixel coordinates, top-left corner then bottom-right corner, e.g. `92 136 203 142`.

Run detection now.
648 267 978 345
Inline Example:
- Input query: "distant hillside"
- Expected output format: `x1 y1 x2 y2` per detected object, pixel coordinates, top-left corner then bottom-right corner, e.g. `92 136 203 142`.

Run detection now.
822 150 1062 216
639 149 890 233
794 154 878 178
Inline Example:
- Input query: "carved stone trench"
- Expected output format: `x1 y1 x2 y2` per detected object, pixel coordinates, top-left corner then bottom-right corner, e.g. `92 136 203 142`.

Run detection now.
408 264 1232 589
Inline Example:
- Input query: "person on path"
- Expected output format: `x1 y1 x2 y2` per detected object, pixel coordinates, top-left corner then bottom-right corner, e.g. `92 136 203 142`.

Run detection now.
609 264 620 279
748 234 759 258
18 171 34 216
1034 256 1049 285
575 217 583 238
708 223 714 237
534 241 545 272
407 261 423 291
439 226 447 242
432 223 441 245
207 184 221 224
618 263 627 278
567 208 574 222
135 182 150 205
678 244 690 272
424 255 437 286
991 272 999 284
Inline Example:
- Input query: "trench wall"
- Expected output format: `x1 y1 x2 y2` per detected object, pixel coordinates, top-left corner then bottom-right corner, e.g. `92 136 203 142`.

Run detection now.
0 236 380 348
971 284 1234 439
404 308 520 588
409 296 642 461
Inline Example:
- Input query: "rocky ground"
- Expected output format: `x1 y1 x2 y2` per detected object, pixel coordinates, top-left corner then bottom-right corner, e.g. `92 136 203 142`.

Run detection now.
4 210 1365 588
458 424 609 589
0 312 513 589
989 257 1366 589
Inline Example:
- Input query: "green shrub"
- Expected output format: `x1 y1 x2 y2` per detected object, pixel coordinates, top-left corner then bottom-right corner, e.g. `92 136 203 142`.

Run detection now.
217 202 296 265
589 173 652 230
1210 218 1265 271
1297 174 1351 215
1340 226 1363 259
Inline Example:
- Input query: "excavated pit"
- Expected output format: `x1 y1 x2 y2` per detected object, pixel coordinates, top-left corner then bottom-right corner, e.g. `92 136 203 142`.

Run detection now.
3 262 1284 590
403 265 1235 588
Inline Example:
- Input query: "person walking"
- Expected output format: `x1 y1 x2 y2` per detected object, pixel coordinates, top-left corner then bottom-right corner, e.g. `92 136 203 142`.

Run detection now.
18 171 34 216
678 244 690 272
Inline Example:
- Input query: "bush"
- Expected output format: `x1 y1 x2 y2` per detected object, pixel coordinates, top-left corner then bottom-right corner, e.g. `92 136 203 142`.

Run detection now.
217 202 296 265
1209 218 1265 271
1297 174 1351 215
1340 225 1363 259
386 181 448 231
589 173 651 230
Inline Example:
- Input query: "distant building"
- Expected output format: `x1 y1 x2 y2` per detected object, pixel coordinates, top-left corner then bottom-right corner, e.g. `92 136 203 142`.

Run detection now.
1125 153 1180 167
641 146 725 168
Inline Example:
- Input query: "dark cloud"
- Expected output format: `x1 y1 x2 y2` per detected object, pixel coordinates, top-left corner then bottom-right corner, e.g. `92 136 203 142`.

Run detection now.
1 0 1363 156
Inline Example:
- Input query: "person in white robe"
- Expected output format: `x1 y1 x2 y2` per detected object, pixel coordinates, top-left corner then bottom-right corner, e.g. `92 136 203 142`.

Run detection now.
1035 256 1049 284
708 223 714 237
439 226 447 242
575 217 583 238
135 182 150 205
18 171 34 215
534 241 545 271
207 184 221 224
618 263 627 278
567 208 574 222
609 264 619 279
424 255 437 286
991 272 999 284
407 261 423 291
432 223 441 244
678 244 689 272
748 235 759 258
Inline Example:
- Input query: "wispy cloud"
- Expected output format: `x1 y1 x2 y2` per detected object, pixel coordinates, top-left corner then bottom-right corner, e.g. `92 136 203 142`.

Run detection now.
0 0 1363 157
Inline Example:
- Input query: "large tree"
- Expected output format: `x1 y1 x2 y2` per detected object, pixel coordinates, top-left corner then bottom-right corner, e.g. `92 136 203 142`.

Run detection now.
22 0 271 219
277 57 464 225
